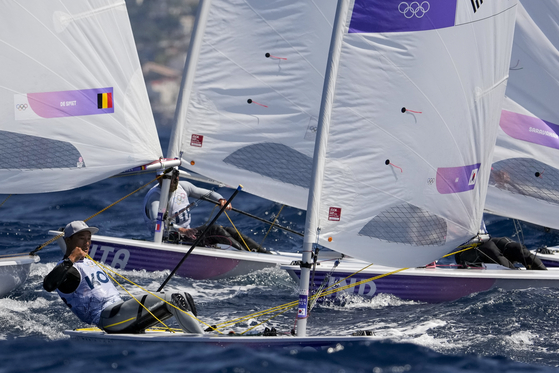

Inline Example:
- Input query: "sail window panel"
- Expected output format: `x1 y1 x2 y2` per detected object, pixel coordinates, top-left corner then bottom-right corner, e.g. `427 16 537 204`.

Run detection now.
223 142 312 189
0 130 84 170
358 204 447 246
490 158 559 205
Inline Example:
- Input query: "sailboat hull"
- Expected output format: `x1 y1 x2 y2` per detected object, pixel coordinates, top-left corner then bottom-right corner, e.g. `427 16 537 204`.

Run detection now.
48 232 301 280
0 255 39 297
540 259 559 268
282 263 559 303
535 248 559 268
64 328 380 348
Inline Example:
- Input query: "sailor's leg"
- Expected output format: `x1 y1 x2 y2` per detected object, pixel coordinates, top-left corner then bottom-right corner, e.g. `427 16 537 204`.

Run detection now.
99 292 172 334
223 226 268 253
503 243 547 270
455 249 481 267
164 292 204 334
477 241 516 269
526 254 547 270
198 224 246 251
99 292 204 334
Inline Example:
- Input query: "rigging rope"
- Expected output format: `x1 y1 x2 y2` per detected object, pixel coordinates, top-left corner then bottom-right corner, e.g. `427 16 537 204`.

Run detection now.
210 243 483 334
0 194 12 208
84 175 162 223
29 175 162 255
223 210 252 251
86 254 221 334
512 219 525 245
69 241 485 336
0 252 35 258
26 165 491 334
86 254 172 332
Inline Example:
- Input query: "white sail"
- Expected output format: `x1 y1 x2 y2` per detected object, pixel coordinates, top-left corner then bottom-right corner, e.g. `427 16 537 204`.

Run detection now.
0 0 162 194
485 2 559 230
168 0 337 210
310 0 518 268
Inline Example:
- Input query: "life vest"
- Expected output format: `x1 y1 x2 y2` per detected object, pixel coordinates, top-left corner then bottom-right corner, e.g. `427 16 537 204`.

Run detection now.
56 258 122 326
143 184 192 229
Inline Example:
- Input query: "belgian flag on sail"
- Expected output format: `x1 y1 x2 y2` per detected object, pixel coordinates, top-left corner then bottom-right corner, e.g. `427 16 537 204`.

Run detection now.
97 92 113 109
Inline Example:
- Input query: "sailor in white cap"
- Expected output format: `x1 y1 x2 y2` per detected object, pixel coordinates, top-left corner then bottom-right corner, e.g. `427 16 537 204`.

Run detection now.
43 221 203 334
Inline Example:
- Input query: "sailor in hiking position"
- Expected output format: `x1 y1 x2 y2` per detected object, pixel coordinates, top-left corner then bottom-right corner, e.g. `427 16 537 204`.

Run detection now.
143 168 268 253
456 236 547 270
43 221 203 334
455 221 547 270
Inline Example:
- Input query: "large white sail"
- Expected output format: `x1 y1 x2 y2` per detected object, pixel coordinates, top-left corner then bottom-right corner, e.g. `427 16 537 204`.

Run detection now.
168 0 337 210
310 0 518 268
0 0 162 194
485 2 559 230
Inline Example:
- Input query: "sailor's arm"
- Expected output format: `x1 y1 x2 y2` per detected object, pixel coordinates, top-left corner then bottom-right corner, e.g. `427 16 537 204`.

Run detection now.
146 199 160 223
43 258 75 292
179 181 232 210
43 248 84 292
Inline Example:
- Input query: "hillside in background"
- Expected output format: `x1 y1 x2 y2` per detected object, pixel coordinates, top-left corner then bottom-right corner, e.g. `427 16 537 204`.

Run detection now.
125 0 199 120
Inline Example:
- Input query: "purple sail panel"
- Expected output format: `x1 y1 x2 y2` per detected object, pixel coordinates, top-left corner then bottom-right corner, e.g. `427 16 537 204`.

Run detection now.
27 87 114 118
349 0 457 33
500 110 559 150
436 163 481 194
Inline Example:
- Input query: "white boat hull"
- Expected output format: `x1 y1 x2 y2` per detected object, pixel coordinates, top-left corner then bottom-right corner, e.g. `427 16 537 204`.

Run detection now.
0 255 39 297
535 250 559 268
64 328 380 348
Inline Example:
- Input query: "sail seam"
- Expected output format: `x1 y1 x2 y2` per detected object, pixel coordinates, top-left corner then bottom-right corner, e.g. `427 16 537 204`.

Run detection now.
56 1 127 28
476 75 509 100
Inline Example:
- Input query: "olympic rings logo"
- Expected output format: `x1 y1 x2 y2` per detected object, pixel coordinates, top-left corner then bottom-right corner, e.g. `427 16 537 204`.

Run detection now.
16 104 28 111
398 1 430 18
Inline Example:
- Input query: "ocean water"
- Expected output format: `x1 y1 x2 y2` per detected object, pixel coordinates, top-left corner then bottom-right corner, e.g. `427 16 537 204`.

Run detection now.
2 128 559 372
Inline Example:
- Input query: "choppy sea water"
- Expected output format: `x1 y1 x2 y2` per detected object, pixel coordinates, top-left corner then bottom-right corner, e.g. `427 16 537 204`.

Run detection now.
2 129 559 372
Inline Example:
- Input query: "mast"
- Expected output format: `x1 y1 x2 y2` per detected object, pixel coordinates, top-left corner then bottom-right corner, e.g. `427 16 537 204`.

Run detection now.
166 0 213 159
296 0 349 337
154 0 213 243
153 173 173 244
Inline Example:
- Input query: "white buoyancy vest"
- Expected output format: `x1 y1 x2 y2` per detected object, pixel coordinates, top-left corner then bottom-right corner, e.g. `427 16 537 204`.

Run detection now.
57 258 122 326
168 184 192 228
143 184 192 229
